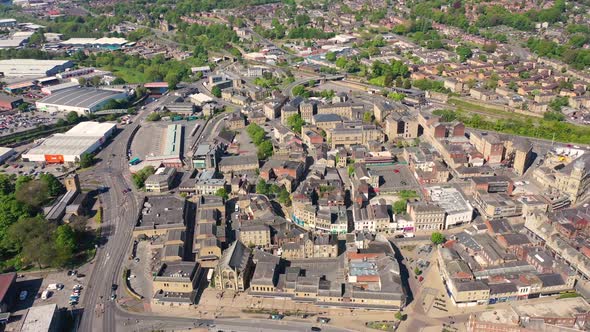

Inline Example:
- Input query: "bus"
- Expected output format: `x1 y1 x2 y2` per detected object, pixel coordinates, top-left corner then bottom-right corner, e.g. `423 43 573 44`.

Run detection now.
129 157 141 166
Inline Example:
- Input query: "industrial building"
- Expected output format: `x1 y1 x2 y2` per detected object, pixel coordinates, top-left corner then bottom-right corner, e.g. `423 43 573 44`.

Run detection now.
22 121 116 164
0 59 73 77
0 94 23 110
20 304 60 332
143 124 184 168
0 147 15 164
59 37 129 50
36 87 129 115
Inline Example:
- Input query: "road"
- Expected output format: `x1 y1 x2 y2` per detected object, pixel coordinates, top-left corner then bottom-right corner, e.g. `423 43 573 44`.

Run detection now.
77 98 165 332
76 97 237 332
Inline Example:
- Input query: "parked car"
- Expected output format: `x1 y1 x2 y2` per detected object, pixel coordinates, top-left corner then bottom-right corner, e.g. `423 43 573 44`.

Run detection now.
41 290 51 299
19 290 28 300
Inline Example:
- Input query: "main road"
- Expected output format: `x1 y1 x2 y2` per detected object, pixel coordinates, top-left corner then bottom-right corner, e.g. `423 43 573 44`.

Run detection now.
77 98 163 332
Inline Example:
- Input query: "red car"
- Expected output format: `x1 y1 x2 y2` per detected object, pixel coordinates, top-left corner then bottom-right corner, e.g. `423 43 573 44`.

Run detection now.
418 276 424 282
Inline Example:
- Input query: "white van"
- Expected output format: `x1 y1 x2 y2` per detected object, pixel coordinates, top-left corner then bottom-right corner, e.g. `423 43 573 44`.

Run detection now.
41 290 51 299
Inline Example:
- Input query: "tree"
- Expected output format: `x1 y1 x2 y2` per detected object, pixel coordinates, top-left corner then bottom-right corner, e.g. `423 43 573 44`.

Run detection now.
28 31 45 45
54 224 76 267
394 312 407 321
256 179 270 196
363 112 374 123
78 77 87 87
79 153 95 168
325 52 336 62
146 112 161 121
456 45 473 62
90 76 102 87
286 114 305 133
132 166 155 189
165 71 181 90
66 111 79 124
335 57 348 69
257 140 273 160
277 188 291 206
0 174 14 195
39 173 65 197
292 85 307 97
211 85 222 98
215 187 228 200
430 232 445 245
393 200 407 214
15 179 49 208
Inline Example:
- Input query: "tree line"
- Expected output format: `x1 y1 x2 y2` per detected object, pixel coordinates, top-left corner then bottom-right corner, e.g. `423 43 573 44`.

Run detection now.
0 173 90 271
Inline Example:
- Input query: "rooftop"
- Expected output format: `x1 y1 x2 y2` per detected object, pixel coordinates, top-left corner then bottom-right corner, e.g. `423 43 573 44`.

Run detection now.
20 304 58 332
37 87 126 110
155 261 197 280
137 196 187 230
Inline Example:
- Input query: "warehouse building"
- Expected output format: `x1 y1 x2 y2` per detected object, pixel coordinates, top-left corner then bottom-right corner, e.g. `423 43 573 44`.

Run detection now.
0 147 15 164
0 94 23 110
22 121 116 164
36 87 129 115
0 59 73 77
59 37 128 50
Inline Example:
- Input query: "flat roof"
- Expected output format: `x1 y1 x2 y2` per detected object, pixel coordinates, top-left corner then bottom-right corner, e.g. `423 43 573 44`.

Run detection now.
37 87 125 110
0 59 71 76
65 121 116 137
25 135 100 156
164 124 183 156
512 297 590 318
137 196 186 230
21 304 57 332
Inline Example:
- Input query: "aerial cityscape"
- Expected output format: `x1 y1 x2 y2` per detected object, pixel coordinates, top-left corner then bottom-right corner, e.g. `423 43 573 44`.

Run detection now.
0 0 590 331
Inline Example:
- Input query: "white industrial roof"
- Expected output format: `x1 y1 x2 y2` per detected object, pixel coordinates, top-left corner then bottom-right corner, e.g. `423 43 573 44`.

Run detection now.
59 38 97 45
25 135 100 156
24 121 115 157
65 121 115 137
0 147 14 157
60 37 128 45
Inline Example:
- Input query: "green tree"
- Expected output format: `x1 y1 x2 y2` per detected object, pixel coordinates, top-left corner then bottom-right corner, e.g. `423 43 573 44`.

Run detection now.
363 112 374 123
146 112 162 121
325 52 337 62
54 224 76 267
257 140 273 160
211 85 222 98
78 77 87 87
292 85 307 97
430 232 445 245
277 188 291 206
132 166 155 189
256 179 270 195
66 111 79 124
393 200 407 214
456 45 473 62
0 174 14 195
286 114 305 133
215 187 228 200
39 173 65 197
15 179 49 208
79 153 95 168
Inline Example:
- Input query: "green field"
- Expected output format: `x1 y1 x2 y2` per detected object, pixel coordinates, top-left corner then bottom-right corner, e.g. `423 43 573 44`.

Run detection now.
448 97 539 120
110 66 149 84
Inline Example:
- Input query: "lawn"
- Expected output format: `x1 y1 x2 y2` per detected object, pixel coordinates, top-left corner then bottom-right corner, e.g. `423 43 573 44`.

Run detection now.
368 76 386 87
448 97 538 120
110 66 149 84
